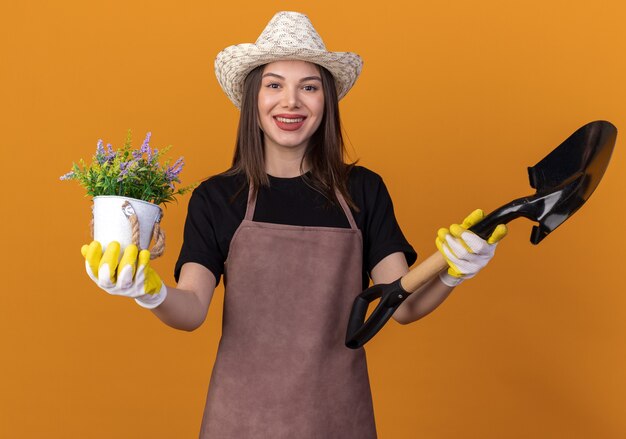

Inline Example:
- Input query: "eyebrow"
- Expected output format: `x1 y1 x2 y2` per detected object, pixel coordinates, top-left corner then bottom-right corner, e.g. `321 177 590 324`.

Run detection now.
262 73 322 82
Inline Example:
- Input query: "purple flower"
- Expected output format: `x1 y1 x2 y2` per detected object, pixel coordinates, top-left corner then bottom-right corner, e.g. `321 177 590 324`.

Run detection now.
140 132 152 153
59 170 75 181
140 132 154 162
105 143 116 162
117 160 133 182
165 157 184 183
95 139 106 164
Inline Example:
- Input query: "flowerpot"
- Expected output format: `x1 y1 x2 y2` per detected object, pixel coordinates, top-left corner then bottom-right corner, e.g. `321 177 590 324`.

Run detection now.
93 195 162 253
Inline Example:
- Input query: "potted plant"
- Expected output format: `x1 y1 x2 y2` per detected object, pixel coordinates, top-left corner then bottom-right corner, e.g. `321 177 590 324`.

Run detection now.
61 131 194 258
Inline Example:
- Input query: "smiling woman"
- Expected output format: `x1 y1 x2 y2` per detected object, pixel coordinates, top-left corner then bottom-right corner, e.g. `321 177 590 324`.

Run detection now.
77 10 506 439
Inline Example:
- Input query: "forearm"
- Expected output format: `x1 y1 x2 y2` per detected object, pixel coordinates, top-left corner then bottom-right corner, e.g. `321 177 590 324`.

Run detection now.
370 252 455 325
146 262 216 332
148 286 209 331
392 275 454 325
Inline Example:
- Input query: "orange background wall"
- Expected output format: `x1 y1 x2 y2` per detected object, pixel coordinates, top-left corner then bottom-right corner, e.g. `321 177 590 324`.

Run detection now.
2 1 625 438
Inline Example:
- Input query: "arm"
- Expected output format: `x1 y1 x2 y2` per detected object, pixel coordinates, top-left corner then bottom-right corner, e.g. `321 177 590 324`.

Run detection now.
82 241 216 332
370 252 455 325
150 262 217 332
370 209 507 326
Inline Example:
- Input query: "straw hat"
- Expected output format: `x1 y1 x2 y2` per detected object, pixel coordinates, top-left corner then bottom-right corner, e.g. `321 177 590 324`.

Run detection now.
215 11 363 109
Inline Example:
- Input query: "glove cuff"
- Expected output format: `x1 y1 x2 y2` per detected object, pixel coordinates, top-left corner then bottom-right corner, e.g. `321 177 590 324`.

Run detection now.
439 271 464 288
135 284 168 309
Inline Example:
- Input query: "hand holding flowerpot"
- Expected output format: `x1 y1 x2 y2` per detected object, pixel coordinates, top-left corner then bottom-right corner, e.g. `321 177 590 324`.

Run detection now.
81 241 167 309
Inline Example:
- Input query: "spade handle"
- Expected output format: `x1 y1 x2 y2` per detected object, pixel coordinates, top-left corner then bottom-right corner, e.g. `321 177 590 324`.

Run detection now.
399 251 449 293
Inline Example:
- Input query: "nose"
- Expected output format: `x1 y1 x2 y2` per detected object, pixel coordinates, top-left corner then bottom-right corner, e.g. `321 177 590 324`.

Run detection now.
281 85 300 109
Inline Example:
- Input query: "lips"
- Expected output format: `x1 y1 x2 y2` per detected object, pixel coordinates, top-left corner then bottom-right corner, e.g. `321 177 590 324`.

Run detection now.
273 114 307 131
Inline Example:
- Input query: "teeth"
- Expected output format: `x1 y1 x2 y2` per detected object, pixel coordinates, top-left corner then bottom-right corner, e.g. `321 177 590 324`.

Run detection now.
275 117 304 123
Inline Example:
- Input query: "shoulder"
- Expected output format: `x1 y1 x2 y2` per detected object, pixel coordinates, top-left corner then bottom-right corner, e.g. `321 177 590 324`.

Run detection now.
193 170 247 198
188 170 248 211
348 165 383 185
347 165 386 200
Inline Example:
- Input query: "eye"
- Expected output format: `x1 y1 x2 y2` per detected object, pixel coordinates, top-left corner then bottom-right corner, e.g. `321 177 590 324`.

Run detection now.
264 82 280 89
303 85 318 92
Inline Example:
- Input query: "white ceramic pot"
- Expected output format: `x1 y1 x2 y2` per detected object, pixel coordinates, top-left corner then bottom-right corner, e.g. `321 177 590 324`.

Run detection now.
93 195 162 252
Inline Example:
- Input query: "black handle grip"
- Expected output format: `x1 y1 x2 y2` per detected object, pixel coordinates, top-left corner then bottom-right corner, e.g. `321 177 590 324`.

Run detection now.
345 278 410 349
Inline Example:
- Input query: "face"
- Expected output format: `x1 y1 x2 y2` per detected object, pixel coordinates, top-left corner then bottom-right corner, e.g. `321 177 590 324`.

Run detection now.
257 60 325 154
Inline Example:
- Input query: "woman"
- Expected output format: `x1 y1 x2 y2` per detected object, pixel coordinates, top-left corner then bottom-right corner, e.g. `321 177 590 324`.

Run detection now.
82 11 506 438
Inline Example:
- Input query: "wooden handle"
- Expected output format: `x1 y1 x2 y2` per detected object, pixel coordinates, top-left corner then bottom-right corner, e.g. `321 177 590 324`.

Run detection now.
399 251 449 292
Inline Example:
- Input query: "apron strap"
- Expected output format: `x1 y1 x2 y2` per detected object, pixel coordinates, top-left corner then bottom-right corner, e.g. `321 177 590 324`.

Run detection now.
244 183 257 221
334 188 358 231
244 181 358 231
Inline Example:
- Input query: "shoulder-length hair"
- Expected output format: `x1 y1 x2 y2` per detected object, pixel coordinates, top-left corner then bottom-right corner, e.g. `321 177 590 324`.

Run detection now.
224 63 357 210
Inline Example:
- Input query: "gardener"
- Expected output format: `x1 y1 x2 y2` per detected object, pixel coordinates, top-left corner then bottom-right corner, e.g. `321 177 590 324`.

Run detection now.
81 11 507 438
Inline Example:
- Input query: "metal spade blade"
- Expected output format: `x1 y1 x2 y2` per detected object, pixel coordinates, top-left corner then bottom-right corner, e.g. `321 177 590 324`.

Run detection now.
346 120 617 349
470 120 617 243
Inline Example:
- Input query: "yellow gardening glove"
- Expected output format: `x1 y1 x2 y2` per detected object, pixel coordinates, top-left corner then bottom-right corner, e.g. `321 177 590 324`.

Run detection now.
81 241 167 309
435 209 507 287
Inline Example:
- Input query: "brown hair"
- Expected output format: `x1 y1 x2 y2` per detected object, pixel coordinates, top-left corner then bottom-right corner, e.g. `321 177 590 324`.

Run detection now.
224 63 357 210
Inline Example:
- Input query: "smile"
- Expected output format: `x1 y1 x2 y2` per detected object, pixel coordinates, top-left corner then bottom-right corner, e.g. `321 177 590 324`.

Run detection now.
273 115 307 132
274 116 305 123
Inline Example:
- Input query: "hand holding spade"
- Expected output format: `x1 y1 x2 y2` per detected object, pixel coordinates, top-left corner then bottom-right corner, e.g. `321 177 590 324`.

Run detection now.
436 209 508 287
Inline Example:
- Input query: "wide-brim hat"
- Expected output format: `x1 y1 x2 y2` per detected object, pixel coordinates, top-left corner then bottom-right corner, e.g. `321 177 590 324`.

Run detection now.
215 11 363 109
